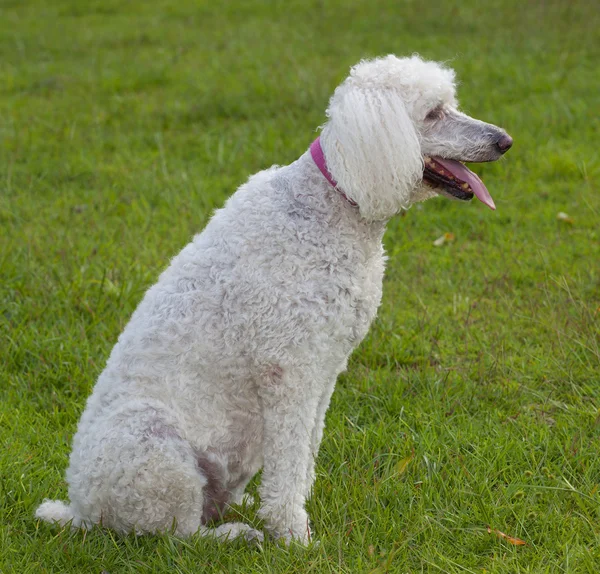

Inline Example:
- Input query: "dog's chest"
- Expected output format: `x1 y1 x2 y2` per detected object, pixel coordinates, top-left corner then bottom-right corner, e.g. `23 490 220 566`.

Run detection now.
320 238 385 349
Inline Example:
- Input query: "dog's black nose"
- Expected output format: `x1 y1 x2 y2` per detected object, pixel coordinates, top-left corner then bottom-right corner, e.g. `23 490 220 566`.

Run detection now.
496 133 513 154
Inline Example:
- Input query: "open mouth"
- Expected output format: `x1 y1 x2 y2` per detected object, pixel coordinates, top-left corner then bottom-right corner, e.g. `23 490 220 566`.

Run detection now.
423 156 496 210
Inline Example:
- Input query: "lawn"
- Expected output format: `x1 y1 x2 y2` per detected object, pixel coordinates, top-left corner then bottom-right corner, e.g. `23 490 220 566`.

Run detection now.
1 0 599 572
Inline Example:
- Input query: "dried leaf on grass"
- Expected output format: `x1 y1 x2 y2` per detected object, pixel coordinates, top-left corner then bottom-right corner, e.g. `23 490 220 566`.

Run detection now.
557 212 574 224
487 525 527 546
395 451 415 476
433 232 456 247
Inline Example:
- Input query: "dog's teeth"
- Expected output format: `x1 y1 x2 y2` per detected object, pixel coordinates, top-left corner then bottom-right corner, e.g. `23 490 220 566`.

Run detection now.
461 183 470 190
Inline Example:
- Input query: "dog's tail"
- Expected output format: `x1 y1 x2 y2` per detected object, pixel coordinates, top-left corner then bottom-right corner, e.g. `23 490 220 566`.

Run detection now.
35 499 84 528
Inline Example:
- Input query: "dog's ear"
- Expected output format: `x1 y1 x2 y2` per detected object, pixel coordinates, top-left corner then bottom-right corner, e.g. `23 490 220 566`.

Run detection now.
321 84 423 220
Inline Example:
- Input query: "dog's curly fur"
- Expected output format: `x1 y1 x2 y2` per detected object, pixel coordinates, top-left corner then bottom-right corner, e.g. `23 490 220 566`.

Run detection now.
36 54 510 544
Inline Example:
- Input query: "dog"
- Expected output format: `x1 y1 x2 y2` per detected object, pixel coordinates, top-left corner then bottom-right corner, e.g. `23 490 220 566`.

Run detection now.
36 54 512 544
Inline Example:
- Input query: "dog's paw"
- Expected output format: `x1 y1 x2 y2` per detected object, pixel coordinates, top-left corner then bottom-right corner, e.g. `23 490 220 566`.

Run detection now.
258 503 313 546
268 523 313 546
242 527 264 545
209 522 264 545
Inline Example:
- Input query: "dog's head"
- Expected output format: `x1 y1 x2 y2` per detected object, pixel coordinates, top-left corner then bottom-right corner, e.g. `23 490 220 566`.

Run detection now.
320 54 512 220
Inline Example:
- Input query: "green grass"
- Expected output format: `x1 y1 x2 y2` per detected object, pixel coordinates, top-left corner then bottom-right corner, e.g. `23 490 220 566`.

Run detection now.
1 0 599 571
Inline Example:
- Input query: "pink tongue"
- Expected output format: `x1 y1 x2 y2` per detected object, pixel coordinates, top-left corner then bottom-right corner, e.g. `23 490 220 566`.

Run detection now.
435 157 496 210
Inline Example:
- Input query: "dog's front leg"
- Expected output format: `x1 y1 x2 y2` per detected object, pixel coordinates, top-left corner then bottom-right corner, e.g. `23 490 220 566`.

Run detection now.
304 376 338 499
257 364 320 545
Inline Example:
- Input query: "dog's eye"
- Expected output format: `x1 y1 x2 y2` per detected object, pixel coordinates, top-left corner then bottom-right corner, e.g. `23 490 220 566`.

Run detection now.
425 107 444 121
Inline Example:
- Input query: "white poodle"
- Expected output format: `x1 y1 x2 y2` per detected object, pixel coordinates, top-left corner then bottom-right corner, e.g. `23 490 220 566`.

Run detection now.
36 54 512 544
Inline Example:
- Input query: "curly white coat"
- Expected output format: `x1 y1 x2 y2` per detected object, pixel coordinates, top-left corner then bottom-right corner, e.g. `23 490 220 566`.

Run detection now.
36 54 510 544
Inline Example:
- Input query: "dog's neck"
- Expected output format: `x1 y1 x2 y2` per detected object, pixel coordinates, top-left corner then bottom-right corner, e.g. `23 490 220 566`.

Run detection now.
310 137 358 208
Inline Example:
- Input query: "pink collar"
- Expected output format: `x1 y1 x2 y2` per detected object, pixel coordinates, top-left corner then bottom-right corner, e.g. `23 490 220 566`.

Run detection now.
310 137 358 207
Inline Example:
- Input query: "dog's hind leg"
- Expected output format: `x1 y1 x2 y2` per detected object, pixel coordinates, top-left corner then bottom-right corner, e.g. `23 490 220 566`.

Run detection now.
57 411 205 536
50 406 260 541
